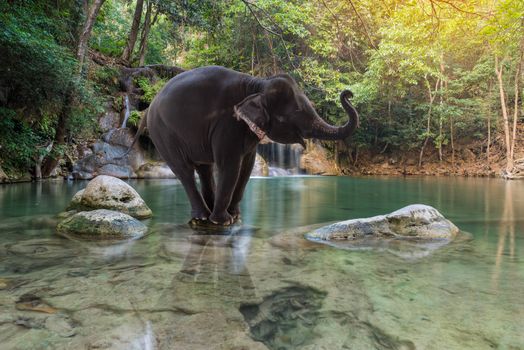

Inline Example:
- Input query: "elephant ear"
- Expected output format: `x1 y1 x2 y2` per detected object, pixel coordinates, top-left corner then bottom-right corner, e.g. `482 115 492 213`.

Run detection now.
234 93 269 140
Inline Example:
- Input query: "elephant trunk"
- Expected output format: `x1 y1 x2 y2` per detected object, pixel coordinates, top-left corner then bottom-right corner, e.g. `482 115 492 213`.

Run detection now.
310 90 359 140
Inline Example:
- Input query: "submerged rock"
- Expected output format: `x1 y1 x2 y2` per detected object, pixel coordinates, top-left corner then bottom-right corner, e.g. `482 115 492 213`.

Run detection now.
307 204 459 242
304 205 461 259
57 209 147 240
69 175 152 219
240 285 327 349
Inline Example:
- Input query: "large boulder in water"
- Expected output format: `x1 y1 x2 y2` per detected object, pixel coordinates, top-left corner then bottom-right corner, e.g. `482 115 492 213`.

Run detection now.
306 204 459 241
57 209 147 240
68 175 152 219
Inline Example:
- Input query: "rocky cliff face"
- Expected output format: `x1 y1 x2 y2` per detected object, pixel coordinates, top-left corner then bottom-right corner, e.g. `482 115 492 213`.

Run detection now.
300 142 339 175
72 127 176 180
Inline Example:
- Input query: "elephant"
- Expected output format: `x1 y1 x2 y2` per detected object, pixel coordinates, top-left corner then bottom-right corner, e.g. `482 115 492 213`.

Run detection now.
142 65 359 225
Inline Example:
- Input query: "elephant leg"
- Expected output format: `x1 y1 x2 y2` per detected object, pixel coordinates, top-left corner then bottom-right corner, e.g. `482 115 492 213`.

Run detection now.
228 151 256 220
195 164 215 212
209 158 242 226
171 162 211 221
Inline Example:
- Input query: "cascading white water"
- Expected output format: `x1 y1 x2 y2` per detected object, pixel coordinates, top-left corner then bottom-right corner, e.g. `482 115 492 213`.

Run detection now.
258 142 303 176
121 94 130 128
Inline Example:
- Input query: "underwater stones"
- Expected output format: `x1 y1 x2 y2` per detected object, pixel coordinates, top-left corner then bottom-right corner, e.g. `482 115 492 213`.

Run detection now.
4 239 80 260
307 204 459 242
44 314 77 337
240 285 327 349
15 293 58 314
57 209 147 240
70 175 152 219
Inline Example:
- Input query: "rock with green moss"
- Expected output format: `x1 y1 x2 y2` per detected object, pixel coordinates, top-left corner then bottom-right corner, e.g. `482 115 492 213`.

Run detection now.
68 175 152 219
57 209 147 240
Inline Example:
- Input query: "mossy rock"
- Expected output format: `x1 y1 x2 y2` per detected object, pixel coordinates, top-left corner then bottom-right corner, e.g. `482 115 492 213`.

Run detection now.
56 209 147 240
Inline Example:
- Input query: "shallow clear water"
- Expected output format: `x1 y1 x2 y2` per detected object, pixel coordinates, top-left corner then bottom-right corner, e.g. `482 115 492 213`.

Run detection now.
0 177 523 349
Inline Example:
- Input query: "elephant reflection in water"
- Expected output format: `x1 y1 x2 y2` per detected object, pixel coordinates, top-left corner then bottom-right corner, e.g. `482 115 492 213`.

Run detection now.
170 226 258 302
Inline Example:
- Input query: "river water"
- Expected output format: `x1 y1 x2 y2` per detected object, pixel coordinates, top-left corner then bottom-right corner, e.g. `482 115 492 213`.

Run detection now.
0 177 523 349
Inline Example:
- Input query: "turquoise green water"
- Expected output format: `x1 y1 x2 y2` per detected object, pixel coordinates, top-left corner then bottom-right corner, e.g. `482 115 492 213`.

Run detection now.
0 177 523 349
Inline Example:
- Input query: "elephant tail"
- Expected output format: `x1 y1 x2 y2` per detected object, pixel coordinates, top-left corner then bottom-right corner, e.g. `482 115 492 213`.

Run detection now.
115 109 149 159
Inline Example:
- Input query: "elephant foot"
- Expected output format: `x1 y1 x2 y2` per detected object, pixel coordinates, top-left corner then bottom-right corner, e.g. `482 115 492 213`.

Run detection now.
188 217 208 227
191 207 210 219
209 212 235 226
228 207 241 221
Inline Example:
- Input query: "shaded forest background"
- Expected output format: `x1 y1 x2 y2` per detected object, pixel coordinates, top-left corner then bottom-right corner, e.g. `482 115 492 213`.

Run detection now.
1 0 523 180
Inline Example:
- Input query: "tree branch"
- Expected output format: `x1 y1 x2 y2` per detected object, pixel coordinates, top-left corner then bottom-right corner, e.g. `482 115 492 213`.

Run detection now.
346 0 377 49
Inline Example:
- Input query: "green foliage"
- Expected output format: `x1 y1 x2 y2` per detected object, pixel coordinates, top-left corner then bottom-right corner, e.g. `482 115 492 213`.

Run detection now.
0 1 105 175
0 2 77 112
0 108 41 171
128 110 142 127
135 77 167 103
92 65 120 94
90 0 130 56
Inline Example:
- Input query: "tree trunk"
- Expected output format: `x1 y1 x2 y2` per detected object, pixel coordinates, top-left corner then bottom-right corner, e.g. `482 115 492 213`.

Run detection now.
251 31 256 75
418 77 439 168
42 0 105 177
450 115 454 169
510 37 523 164
122 0 145 64
487 111 491 166
444 76 453 170
438 60 445 163
265 33 278 74
486 82 493 168
77 0 106 74
35 142 54 180
495 56 513 174
41 89 74 176
137 1 158 66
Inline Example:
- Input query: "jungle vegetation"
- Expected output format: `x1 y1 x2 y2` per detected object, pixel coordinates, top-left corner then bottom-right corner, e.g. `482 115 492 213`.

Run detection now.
0 0 522 178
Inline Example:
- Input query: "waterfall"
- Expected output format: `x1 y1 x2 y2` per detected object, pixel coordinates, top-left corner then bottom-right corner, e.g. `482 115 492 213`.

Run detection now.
257 142 303 176
121 94 130 128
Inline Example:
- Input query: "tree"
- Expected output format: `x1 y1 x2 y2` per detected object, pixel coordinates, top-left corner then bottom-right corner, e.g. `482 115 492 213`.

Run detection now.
78 0 107 74
121 0 144 64
41 0 107 177
483 0 524 175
